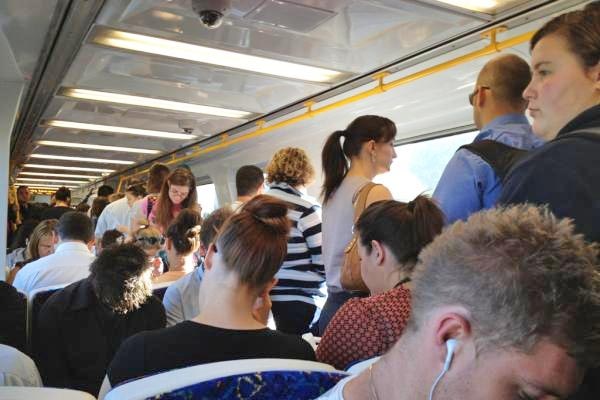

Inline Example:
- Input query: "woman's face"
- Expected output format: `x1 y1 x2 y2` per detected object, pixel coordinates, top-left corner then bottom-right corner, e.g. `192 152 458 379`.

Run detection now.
38 233 56 258
524 34 600 141
168 183 190 205
373 139 397 174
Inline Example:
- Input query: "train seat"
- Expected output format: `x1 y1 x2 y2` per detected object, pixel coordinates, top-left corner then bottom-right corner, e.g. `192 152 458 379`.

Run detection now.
26 284 67 353
104 358 348 400
0 387 96 400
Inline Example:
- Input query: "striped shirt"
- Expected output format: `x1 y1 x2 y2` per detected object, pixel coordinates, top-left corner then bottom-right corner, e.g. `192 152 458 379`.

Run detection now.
266 183 325 305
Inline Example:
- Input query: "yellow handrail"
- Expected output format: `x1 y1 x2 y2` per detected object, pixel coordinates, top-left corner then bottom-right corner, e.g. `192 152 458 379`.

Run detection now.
115 28 534 191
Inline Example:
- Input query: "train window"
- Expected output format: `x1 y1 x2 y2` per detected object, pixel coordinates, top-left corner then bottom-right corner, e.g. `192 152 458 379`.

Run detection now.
374 130 478 201
196 183 218 217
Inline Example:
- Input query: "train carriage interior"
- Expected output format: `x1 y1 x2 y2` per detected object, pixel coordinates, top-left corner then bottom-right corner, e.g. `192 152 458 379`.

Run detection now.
1 0 599 399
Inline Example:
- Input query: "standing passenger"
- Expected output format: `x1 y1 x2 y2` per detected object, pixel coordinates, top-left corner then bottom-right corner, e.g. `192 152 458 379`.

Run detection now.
231 165 264 211
130 163 170 233
94 181 146 243
433 54 543 224
149 167 199 233
105 196 315 391
40 186 72 221
265 147 325 335
319 115 397 334
500 1 600 243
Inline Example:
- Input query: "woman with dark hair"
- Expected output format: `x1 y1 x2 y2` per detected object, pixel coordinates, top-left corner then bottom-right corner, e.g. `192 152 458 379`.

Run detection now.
153 209 202 284
317 196 444 369
319 115 397 333
265 147 325 335
105 195 315 390
35 243 166 395
149 167 200 233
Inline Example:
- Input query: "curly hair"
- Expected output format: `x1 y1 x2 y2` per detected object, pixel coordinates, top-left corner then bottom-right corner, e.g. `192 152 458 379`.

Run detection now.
89 243 153 314
266 147 315 187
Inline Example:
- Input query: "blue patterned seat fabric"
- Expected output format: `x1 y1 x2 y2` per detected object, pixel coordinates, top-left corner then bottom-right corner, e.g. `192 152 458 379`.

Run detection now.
146 370 348 400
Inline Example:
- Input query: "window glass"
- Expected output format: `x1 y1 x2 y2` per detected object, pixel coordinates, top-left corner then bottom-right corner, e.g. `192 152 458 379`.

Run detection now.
196 183 218 217
374 131 478 201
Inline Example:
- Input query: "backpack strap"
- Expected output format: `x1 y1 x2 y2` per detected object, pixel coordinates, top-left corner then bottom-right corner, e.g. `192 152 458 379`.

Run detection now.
459 139 529 182
352 182 379 223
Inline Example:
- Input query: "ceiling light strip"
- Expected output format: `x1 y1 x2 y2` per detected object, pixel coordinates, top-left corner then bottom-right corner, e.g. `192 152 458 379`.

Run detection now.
19 172 102 179
17 177 89 184
23 163 115 173
91 28 345 83
44 120 198 140
30 154 135 165
37 140 161 154
59 88 251 119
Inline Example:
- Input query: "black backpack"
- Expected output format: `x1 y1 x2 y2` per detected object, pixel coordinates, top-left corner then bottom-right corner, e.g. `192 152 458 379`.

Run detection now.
459 139 529 182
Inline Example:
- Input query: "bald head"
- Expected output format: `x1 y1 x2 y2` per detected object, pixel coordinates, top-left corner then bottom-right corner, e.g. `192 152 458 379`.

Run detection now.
477 54 531 110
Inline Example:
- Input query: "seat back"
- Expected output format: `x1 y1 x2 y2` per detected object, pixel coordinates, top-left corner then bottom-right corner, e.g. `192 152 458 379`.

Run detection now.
105 359 348 400
26 284 67 353
0 387 96 400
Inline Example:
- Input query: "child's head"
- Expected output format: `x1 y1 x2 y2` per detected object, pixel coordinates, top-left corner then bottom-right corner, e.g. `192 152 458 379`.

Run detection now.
133 222 165 257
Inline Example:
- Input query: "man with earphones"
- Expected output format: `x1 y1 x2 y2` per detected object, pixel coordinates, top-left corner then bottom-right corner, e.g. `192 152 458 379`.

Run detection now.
319 204 600 399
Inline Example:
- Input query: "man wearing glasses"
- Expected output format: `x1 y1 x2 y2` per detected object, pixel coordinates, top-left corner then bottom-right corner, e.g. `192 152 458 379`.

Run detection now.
433 54 543 224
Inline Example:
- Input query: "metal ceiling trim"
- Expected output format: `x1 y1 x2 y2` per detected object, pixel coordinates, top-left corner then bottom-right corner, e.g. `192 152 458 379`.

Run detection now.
9 0 106 174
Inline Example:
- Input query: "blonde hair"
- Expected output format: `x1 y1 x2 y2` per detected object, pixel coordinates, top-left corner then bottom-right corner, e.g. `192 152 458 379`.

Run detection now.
133 221 164 252
266 147 315 187
27 219 58 259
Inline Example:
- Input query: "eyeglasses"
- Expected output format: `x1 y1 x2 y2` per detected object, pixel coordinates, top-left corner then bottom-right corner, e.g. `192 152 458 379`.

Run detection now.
136 236 166 246
468 85 490 106
168 186 189 198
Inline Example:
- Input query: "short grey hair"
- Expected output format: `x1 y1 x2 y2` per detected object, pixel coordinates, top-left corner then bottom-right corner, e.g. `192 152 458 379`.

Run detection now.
409 204 600 368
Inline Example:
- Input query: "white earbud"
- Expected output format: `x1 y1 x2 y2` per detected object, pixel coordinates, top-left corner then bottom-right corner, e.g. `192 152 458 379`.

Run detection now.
429 339 459 400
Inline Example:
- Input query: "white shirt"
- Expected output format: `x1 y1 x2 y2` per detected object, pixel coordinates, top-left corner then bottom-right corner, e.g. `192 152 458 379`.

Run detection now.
12 242 95 295
0 344 42 387
317 376 353 399
162 267 203 327
94 197 132 238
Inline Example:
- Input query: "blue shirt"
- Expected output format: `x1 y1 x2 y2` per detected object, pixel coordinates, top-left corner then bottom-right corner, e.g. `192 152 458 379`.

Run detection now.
433 114 543 224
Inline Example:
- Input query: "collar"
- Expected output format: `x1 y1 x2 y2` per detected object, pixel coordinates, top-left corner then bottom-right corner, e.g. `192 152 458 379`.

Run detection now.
557 104 600 137
55 241 93 254
269 182 303 197
69 278 98 311
475 113 530 141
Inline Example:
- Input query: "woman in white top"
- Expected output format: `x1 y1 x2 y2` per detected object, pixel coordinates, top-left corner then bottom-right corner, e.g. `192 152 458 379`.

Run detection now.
319 115 397 334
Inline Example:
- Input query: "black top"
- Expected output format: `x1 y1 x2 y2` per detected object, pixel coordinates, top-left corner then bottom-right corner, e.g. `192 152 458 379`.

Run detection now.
500 104 600 243
40 206 72 221
107 320 316 387
35 278 166 395
0 281 26 352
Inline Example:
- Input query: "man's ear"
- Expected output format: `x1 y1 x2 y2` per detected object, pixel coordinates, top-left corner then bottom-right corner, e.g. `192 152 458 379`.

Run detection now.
476 85 487 108
589 61 600 90
431 309 472 366
204 243 216 271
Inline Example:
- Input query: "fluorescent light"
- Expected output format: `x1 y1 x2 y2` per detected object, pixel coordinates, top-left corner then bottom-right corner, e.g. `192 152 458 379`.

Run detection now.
90 28 346 83
19 172 101 179
433 0 498 12
37 140 161 155
44 120 196 141
23 163 115 173
30 154 135 165
27 185 79 189
59 88 252 119
17 177 88 184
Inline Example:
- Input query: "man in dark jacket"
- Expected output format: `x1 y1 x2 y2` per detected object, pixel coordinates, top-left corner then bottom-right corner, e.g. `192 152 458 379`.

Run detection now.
35 243 166 395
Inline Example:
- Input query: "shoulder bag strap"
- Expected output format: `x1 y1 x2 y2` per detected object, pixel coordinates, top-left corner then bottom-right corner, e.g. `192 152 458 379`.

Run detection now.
352 182 379 223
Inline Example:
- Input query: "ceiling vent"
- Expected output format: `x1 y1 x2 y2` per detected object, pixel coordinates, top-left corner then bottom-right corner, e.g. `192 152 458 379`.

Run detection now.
244 0 337 33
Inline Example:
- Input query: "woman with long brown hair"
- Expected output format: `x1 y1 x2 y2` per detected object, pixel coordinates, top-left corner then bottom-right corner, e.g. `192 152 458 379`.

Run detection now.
149 167 200 233
319 115 397 334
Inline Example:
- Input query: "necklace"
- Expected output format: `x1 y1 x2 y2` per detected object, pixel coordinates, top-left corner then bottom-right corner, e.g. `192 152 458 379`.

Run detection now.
369 363 380 400
394 276 411 288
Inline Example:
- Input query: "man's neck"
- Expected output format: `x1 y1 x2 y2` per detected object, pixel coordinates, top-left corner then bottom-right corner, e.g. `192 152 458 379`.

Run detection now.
479 109 524 129
55 200 69 207
236 195 253 204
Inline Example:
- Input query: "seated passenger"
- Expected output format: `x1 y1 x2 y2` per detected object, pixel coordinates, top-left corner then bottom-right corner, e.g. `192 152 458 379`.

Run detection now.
0 281 27 352
163 206 234 326
317 196 444 370
96 229 125 255
7 219 42 266
319 205 600 399
152 209 202 285
6 219 58 285
35 243 166 395
265 147 325 335
12 212 95 294
105 195 315 390
133 224 165 278
0 344 42 387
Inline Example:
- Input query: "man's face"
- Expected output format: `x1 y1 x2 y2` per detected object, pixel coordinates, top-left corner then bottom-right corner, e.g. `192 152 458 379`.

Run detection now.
436 339 582 400
17 187 30 203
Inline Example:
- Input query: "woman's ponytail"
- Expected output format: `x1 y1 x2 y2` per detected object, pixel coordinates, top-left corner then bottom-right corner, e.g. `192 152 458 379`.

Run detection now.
321 130 348 204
